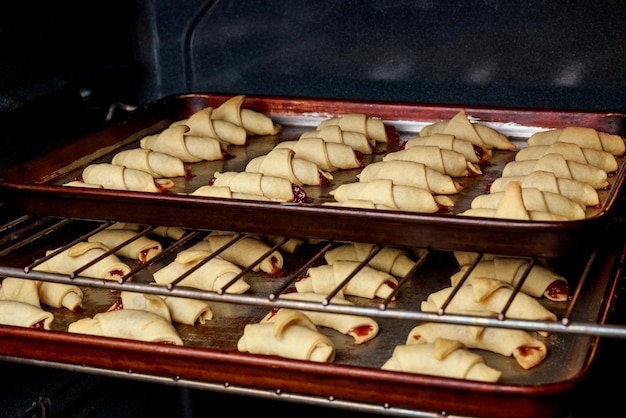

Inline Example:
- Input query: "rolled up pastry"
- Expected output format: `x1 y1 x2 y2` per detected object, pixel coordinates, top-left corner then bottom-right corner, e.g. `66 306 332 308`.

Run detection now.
111 148 187 179
171 106 247 145
161 295 213 325
329 179 453 213
488 171 600 207
419 109 516 151
152 251 250 294
381 338 501 382
81 163 174 192
245 147 333 186
0 300 54 329
469 186 586 220
237 309 335 362
0 277 83 312
324 242 416 278
501 153 609 189
382 146 482 177
88 229 163 263
211 171 295 202
357 160 464 194
0 277 40 307
300 125 374 154
263 292 379 344
527 127 626 156
515 141 618 173
211 95 282 136
274 137 363 171
189 184 271 201
296 260 399 300
406 322 547 369
108 291 172 322
106 222 187 241
189 231 283 276
317 113 390 143
68 309 184 345
405 133 491 164
140 124 226 163
450 257 570 301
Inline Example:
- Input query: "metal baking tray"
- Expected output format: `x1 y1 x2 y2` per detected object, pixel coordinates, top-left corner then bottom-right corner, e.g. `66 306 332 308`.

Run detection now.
0 94 624 259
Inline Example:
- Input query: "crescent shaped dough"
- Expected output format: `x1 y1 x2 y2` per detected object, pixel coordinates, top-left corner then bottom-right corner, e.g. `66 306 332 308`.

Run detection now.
515 142 618 173
246 147 333 186
406 322 547 369
140 125 226 163
488 171 600 207
405 133 492 163
296 260 399 300
357 160 464 194
501 153 609 189
68 309 183 345
329 179 452 213
381 338 501 382
109 291 172 322
420 110 516 151
382 146 482 177
324 242 416 278
161 295 213 325
274 137 362 172
38 242 132 281
527 127 626 156
37 281 84 312
301 125 374 154
450 257 569 301
106 222 187 241
82 163 173 192
211 171 294 202
88 229 163 263
0 300 54 329
211 95 282 136
237 309 335 362
317 113 389 143
153 251 250 294
171 106 248 145
0 277 40 307
188 231 283 276
111 148 187 178
470 187 586 220
263 292 379 344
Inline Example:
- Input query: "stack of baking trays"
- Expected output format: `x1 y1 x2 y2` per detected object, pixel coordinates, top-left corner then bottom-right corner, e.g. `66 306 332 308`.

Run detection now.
0 94 625 418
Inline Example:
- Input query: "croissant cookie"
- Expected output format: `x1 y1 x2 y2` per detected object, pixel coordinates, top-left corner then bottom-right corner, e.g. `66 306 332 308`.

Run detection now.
515 141 618 173
111 148 187 178
404 133 491 164
88 229 163 263
77 163 174 192
245 147 333 186
317 112 391 143
0 300 54 329
211 94 282 136
209 171 297 202
324 242 417 278
383 145 482 177
527 126 626 156
106 222 187 241
274 137 363 171
0 277 83 312
171 106 247 145
140 124 227 163
300 124 374 154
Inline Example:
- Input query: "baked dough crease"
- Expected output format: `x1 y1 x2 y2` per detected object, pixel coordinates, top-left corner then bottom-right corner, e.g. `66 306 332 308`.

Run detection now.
68 309 184 345
211 94 282 136
209 171 296 202
88 229 163 263
0 300 54 329
111 148 187 178
171 106 248 145
324 242 417 278
300 124 374 154
515 141 618 173
140 124 227 163
381 338 502 382
382 145 482 177
245 147 333 186
316 112 390 143
0 277 84 312
527 126 626 156
238 309 335 362
405 133 492 164
274 137 363 171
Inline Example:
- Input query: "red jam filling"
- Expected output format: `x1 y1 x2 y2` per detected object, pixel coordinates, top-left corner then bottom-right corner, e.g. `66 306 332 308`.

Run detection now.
32 320 47 329
140 246 159 263
349 324 374 337
546 280 571 301
384 124 400 144
518 345 544 357
292 184 311 203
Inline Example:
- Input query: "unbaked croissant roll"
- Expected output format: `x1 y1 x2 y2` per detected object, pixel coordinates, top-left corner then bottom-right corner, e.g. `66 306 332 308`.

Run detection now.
296 260 399 300
329 179 453 213
300 125 374 154
0 300 54 329
210 171 295 202
111 148 187 178
488 171 600 207
171 106 248 145
68 309 184 345
245 147 333 186
501 153 609 189
0 277 83 312
324 242 416 278
106 222 187 241
263 292 379 344
419 109 516 151
527 126 626 156
404 133 492 163
0 277 40 307
108 291 172 322
357 160 464 194
317 112 390 143
381 338 501 382
152 250 250 294
237 309 335 362
450 257 570 301
406 321 547 369
88 229 163 263
211 94 282 136
161 295 213 325
382 145 482 177
515 141 618 173
274 137 363 171
140 124 227 163
80 163 174 192
189 184 271 201
469 186 586 220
